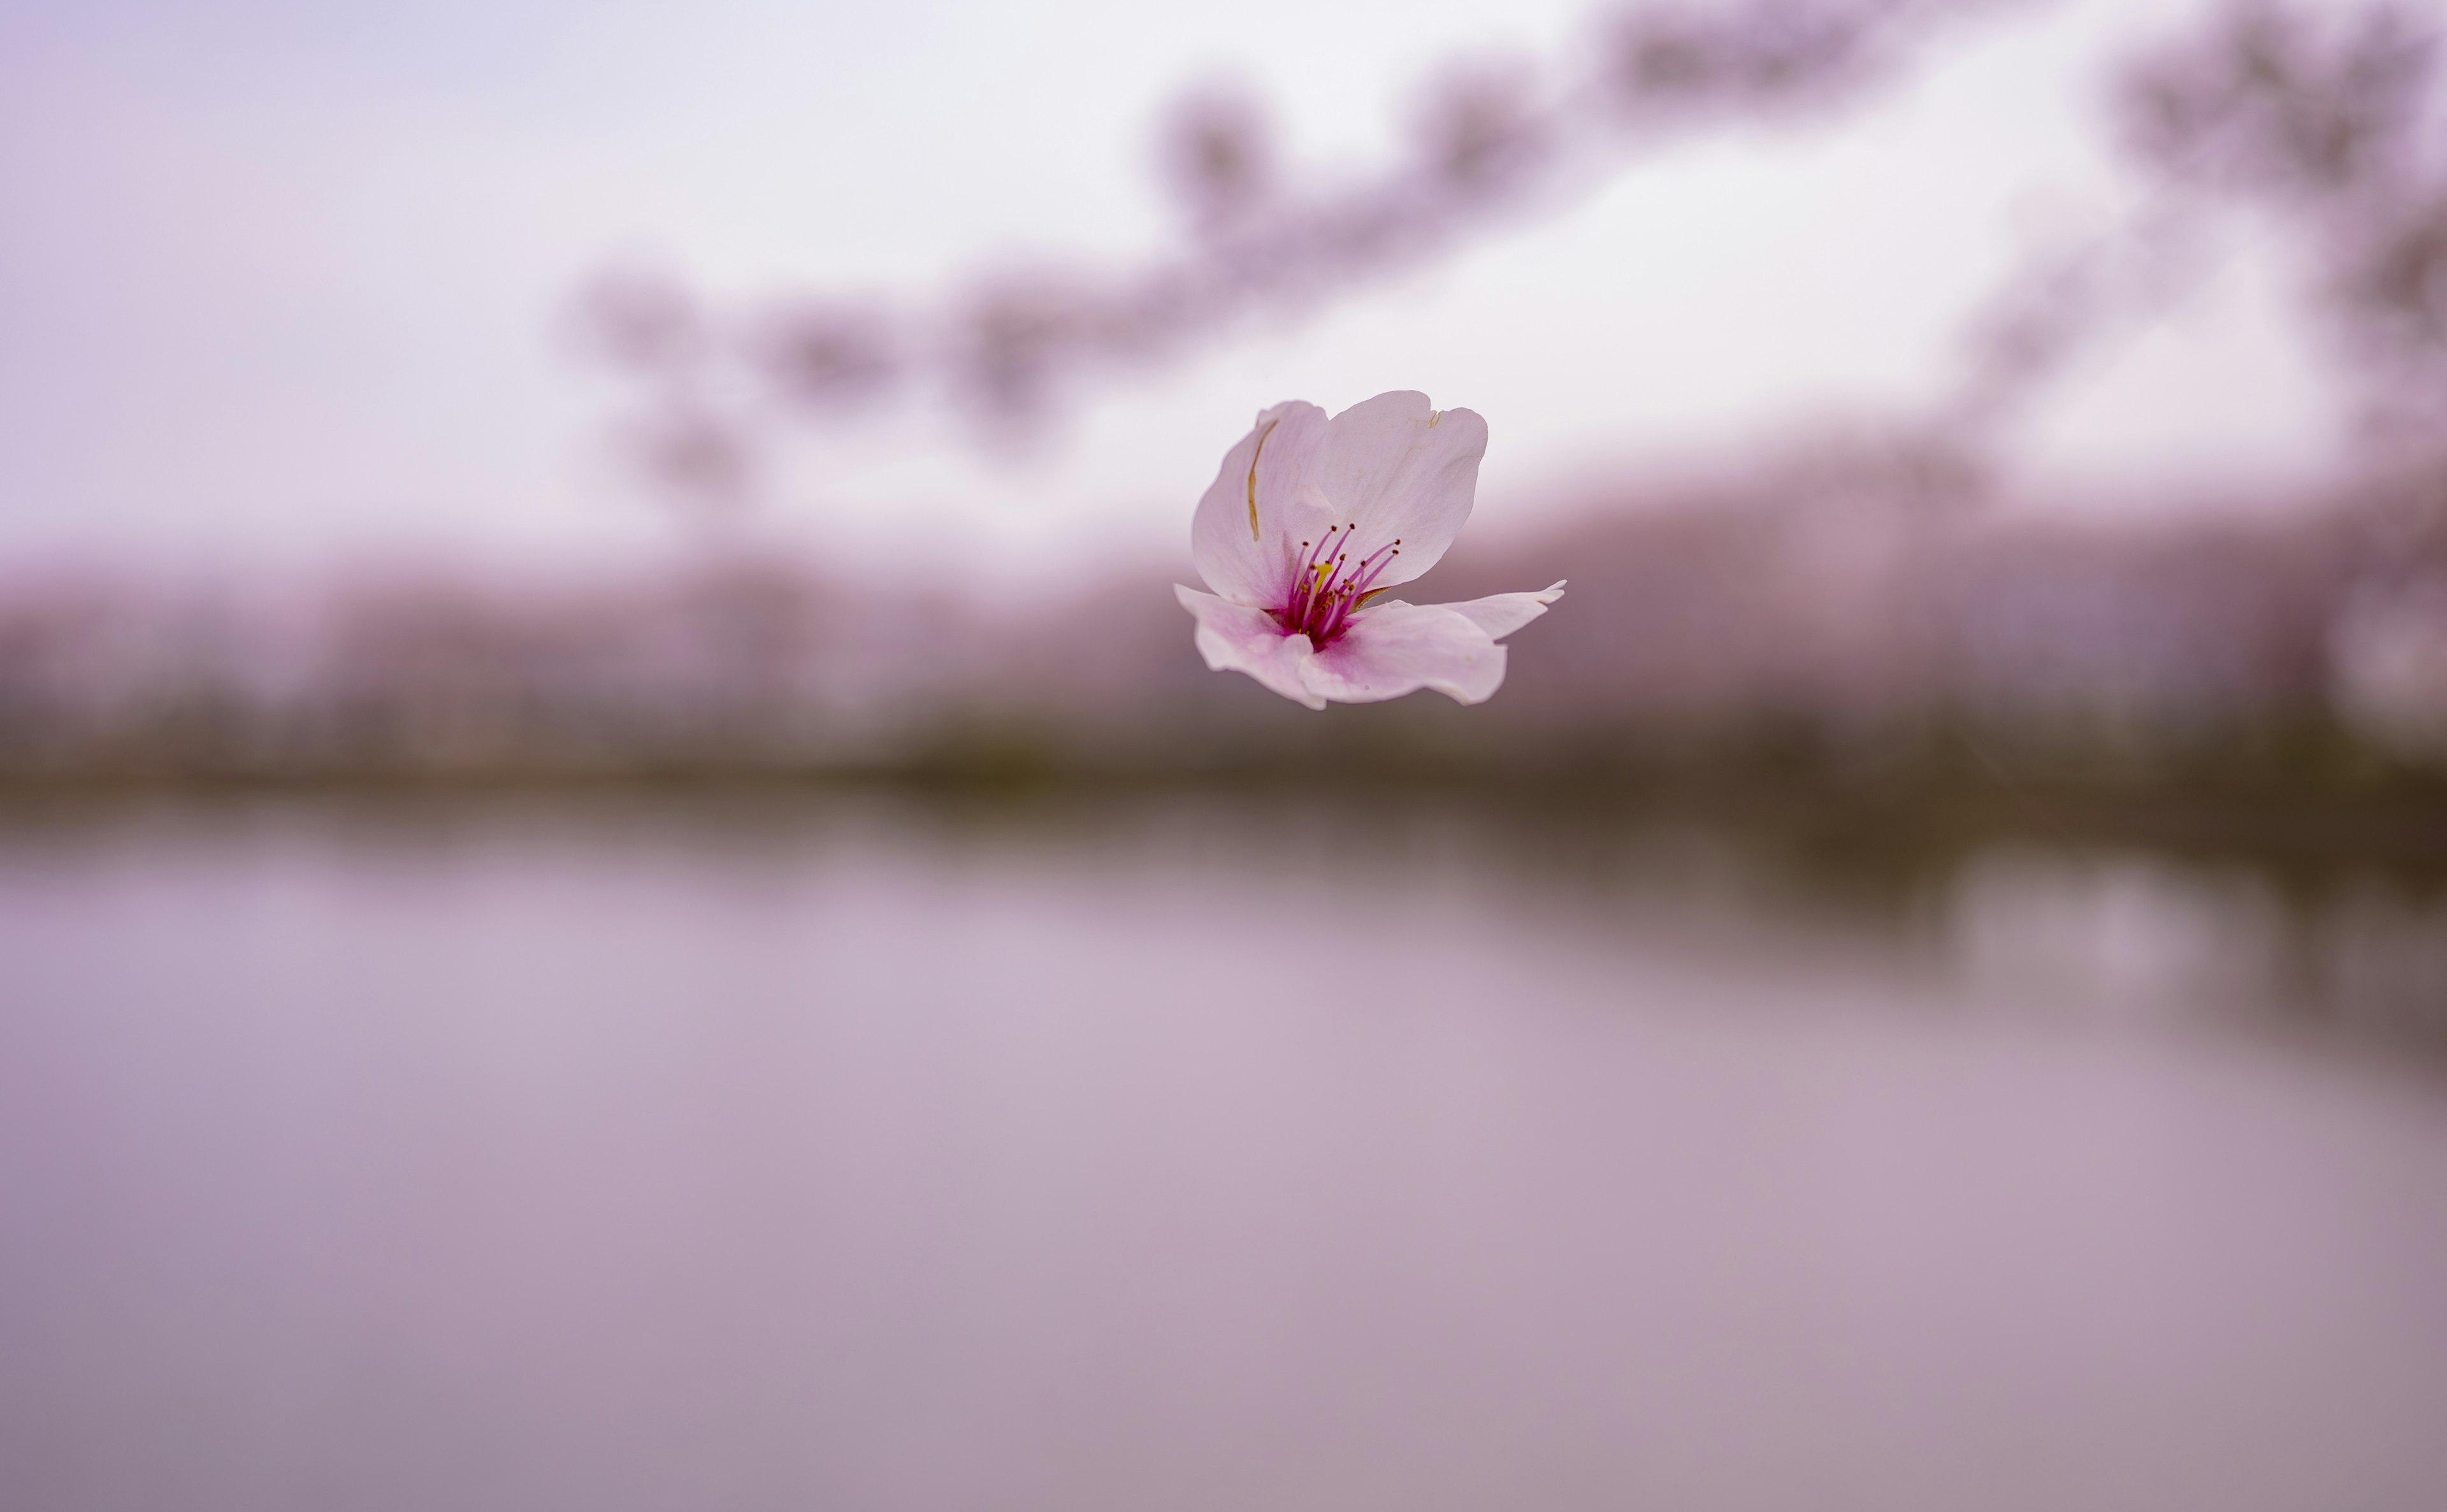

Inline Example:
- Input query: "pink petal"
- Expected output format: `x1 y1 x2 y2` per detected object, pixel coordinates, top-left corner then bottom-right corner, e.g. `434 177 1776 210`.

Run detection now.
1188 401 1330 607
1174 584 1325 709
1443 580 1566 641
1304 391 1488 591
1299 600 1506 706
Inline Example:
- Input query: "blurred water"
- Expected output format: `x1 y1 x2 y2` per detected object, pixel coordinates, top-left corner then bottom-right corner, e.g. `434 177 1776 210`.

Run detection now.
2 792 2444 1512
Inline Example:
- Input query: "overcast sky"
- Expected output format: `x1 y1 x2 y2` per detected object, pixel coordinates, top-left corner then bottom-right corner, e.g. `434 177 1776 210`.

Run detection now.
0 0 2351 582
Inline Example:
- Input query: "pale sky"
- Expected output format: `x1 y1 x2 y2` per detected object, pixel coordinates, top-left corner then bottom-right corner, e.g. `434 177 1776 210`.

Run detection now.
0 0 2352 584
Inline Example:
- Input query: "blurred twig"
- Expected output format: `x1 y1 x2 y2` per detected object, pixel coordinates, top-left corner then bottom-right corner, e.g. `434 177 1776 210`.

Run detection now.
574 0 2051 514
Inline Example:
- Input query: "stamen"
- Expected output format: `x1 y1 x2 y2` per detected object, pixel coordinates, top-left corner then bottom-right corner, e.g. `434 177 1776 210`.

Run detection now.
1273 521 1403 646
1245 418 1279 542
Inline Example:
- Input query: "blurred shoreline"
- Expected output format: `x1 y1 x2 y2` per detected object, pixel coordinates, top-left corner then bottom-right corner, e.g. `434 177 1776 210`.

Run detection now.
3 764 2440 895
5 452 2443 850
6 773 2443 1054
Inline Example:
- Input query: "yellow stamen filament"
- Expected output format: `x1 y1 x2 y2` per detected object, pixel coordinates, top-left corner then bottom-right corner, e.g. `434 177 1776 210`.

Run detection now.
1245 418 1278 542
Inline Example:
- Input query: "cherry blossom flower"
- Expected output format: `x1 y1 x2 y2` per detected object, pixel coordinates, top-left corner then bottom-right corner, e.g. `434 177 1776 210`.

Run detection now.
1175 391 1563 709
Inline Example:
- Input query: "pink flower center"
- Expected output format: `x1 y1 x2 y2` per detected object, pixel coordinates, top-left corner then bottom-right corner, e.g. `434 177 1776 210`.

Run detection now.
1273 523 1400 647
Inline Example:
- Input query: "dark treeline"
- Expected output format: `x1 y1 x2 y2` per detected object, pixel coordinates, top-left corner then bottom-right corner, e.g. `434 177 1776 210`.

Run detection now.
3 450 2441 811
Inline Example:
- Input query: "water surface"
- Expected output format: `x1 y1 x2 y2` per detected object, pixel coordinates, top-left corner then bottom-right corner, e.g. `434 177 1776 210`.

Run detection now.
3 793 2444 1511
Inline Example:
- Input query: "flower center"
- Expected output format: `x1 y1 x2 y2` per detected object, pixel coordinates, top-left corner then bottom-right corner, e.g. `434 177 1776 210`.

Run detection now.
1273 523 1400 647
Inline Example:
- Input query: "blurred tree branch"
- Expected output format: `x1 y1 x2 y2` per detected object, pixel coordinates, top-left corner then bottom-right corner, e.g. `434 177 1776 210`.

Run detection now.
577 0 2447 525
573 0 2049 512
1950 1 2447 450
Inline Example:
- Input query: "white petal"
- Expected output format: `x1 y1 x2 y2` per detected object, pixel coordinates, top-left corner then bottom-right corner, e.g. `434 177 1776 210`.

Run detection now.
1174 584 1326 709
1298 600 1506 706
1188 401 1329 607
1443 580 1566 641
1302 391 1488 591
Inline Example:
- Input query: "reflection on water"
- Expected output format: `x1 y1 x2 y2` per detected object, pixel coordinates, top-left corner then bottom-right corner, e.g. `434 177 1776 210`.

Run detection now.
2 791 2444 1512
1946 847 2447 1035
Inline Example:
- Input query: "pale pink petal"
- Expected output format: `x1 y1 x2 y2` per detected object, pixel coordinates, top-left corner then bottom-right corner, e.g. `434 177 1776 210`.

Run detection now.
1188 401 1331 606
1174 584 1325 709
1443 580 1566 641
1298 600 1506 706
1302 391 1489 590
